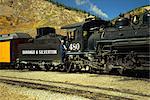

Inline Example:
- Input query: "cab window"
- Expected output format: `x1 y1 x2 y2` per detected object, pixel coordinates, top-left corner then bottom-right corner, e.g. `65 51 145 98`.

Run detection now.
143 13 150 25
115 18 130 28
67 30 75 41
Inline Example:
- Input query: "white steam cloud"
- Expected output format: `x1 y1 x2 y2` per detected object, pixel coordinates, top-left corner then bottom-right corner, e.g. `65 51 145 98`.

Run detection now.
75 0 108 19
75 0 87 5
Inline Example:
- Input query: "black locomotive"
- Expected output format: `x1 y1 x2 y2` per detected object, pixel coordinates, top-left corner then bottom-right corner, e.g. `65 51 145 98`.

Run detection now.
61 11 150 74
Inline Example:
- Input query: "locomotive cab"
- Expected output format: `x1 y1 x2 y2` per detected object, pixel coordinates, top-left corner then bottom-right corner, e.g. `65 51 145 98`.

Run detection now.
61 19 108 54
61 19 108 72
142 11 150 25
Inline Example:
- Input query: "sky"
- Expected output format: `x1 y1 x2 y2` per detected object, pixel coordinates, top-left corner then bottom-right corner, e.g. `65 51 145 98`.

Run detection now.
53 0 149 20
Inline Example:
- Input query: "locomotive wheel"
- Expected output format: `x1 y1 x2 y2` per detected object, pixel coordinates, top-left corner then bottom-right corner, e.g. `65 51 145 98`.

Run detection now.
59 64 66 72
44 64 50 71
117 68 124 75
103 64 112 74
20 64 25 70
66 63 74 73
15 63 24 70
49 65 55 71
89 67 95 74
15 63 20 69
83 65 91 73
28 64 35 71
69 63 81 72
28 65 32 71
75 65 82 72
72 64 78 72
45 64 55 71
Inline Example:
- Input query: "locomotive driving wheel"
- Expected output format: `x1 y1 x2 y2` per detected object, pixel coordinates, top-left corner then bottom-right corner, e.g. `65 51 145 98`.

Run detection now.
123 52 137 69
66 62 72 73
59 64 66 72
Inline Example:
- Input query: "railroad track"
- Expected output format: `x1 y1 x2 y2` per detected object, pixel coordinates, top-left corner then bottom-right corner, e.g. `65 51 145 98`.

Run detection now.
0 76 150 100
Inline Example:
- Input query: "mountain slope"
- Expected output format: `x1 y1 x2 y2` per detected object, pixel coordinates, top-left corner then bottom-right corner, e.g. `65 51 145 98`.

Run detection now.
0 0 89 37
112 5 150 24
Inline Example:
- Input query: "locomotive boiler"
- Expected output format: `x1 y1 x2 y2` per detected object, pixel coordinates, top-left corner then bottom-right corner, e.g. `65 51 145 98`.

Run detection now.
96 11 150 74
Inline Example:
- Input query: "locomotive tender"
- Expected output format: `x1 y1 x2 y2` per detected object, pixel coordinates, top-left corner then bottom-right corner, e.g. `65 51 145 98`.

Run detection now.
17 27 64 70
0 27 62 70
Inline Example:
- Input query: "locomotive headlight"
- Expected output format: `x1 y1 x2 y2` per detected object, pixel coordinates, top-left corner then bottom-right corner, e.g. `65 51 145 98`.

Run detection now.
69 43 80 51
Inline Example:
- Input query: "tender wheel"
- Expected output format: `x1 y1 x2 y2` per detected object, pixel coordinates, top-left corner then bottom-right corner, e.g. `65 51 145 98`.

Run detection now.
44 64 50 71
15 63 20 69
49 65 55 71
28 64 35 71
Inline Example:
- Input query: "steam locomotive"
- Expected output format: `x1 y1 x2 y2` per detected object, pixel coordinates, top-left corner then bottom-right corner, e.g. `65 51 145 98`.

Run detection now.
61 11 150 74
0 11 149 75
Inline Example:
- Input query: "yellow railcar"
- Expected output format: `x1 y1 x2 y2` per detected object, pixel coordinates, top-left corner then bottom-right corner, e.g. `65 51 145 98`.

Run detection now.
0 41 10 63
0 33 32 68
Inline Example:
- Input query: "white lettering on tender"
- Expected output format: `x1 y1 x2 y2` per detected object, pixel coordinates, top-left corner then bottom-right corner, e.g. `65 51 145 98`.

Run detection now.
22 50 35 54
22 50 57 55
39 50 57 54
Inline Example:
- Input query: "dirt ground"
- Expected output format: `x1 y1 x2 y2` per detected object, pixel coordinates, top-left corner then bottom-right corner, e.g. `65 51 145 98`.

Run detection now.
0 69 149 100
0 83 88 100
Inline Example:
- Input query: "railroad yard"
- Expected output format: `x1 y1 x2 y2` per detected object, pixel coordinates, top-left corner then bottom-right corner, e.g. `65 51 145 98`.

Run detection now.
0 69 149 100
0 1 149 100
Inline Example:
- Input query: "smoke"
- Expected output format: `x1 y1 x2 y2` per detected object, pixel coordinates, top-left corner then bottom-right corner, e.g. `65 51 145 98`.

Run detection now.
75 0 109 19
90 5 108 19
75 0 87 5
